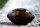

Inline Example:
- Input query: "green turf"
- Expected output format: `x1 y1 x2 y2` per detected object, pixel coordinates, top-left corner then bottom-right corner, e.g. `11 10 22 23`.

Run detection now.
0 0 8 9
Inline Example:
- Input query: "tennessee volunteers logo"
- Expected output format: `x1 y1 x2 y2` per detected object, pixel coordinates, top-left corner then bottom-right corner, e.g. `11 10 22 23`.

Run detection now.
16 11 20 15
16 8 24 15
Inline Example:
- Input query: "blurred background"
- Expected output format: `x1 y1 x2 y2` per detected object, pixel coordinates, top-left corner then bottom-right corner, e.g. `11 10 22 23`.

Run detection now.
0 0 40 27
